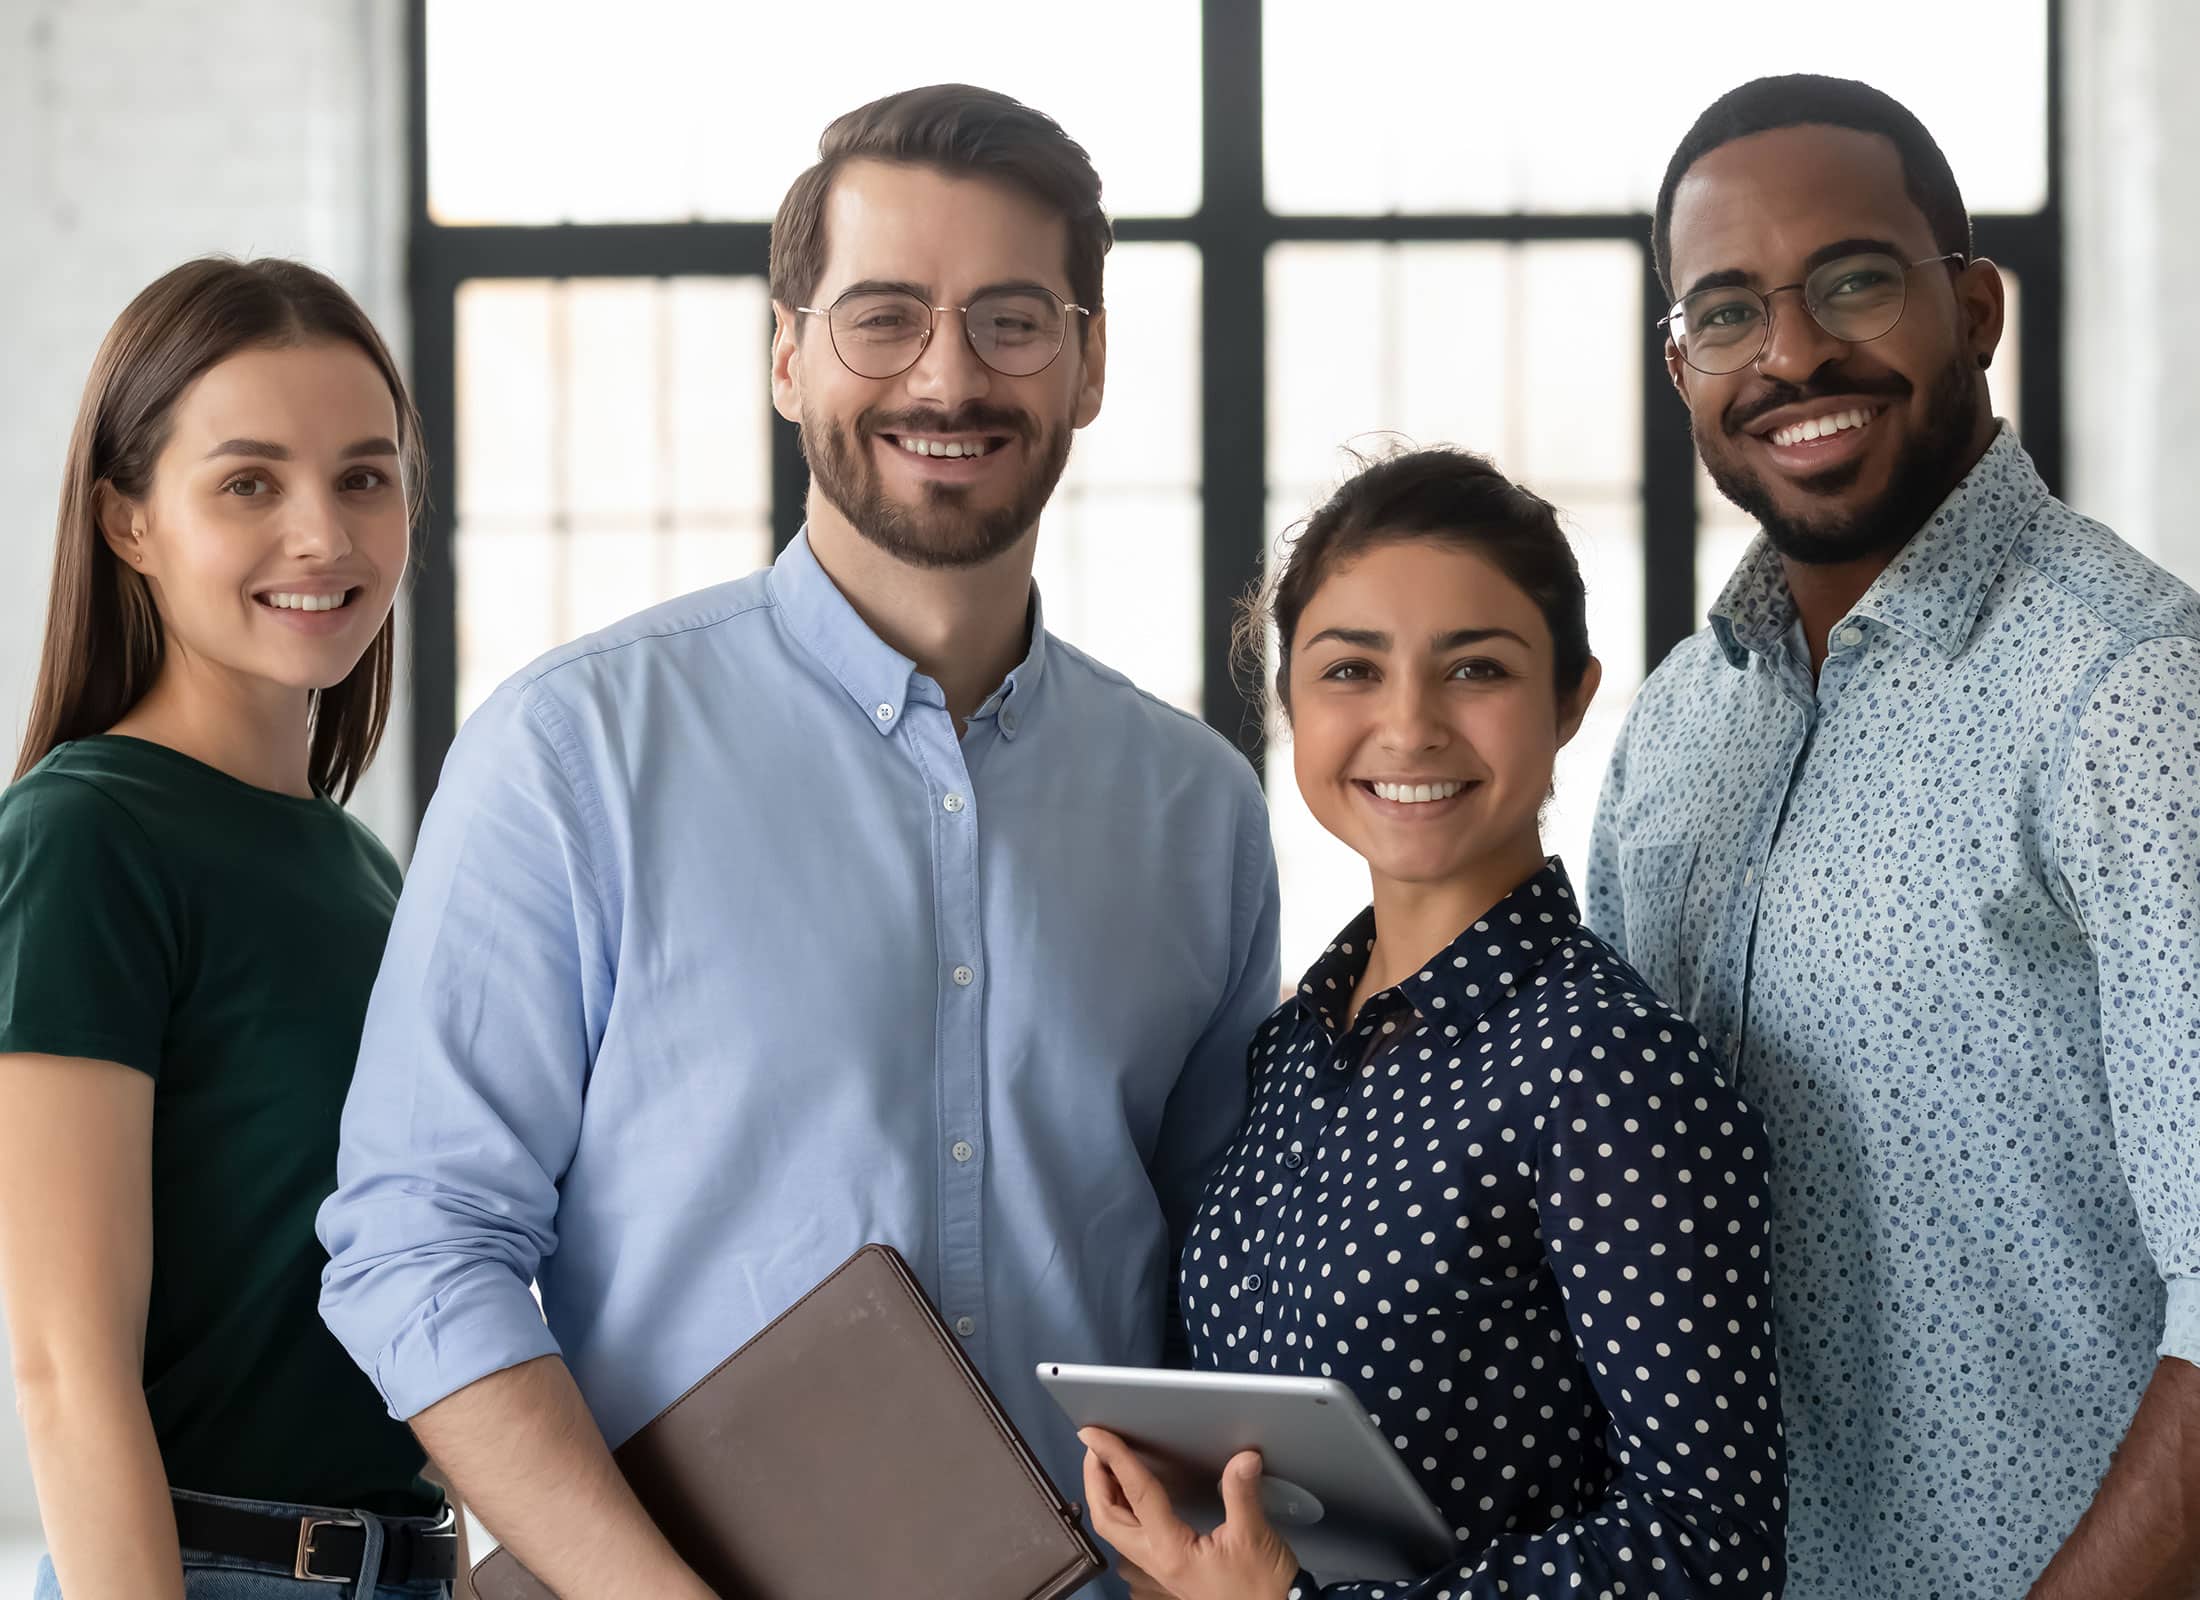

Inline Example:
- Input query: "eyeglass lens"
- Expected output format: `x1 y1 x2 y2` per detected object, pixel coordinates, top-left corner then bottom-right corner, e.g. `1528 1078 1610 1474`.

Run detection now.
827 289 1070 379
1676 252 1914 374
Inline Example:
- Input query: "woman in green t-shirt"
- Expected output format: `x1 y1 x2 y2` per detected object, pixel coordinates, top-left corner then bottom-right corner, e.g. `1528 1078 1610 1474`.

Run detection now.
0 259 457 1598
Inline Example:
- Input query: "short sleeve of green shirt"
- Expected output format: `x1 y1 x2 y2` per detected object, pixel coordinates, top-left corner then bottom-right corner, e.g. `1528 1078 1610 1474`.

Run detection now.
0 771 178 1075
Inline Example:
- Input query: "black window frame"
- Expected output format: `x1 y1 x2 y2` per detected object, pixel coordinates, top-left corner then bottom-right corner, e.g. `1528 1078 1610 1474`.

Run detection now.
403 0 2064 824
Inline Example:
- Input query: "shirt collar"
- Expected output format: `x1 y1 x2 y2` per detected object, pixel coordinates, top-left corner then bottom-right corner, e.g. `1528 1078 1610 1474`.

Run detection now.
1293 859 1586 1037
972 591 1049 742
1708 423 2045 669
766 528 1050 738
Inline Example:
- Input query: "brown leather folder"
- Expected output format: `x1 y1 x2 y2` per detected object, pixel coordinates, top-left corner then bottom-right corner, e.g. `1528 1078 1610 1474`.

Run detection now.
470 1243 1103 1600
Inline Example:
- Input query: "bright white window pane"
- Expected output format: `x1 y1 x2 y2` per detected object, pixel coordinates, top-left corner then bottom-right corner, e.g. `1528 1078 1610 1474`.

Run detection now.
1034 244 1202 714
455 528 559 719
1989 269 2023 431
454 276 773 722
1036 491 1202 715
1548 495 1642 882
1265 0 2047 215
1270 242 1640 501
669 280 773 518
1264 240 1642 977
563 283 660 518
428 0 1200 224
455 282 554 521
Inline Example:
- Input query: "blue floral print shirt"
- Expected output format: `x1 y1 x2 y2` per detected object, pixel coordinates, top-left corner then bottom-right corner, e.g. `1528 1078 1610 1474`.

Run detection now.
1588 425 2200 1600
1184 862 1787 1599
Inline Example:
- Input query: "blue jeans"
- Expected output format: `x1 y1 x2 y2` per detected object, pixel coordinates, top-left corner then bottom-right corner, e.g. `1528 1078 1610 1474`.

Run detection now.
32 1487 450 1600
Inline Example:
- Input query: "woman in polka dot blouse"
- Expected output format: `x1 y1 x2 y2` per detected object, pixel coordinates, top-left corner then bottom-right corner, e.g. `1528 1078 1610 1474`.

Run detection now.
1082 449 1788 1600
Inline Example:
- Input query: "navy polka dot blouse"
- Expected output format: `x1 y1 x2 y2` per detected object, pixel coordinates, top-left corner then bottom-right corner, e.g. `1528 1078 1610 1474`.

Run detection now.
1182 862 1788 1599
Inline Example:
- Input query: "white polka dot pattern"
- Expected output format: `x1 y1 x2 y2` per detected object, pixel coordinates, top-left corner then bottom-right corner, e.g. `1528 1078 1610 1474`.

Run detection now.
1185 862 1787 1598
1588 427 2200 1599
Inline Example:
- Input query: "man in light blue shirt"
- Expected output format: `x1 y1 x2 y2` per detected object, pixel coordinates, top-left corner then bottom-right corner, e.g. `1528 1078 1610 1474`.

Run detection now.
1592 76 2200 1598
318 85 1279 1598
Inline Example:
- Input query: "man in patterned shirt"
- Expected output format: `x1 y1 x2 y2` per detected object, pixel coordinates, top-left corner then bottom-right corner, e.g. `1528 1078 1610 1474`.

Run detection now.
1589 74 2200 1599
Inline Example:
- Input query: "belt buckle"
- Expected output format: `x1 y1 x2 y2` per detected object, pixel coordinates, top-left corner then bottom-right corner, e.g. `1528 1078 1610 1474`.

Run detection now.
295 1515 365 1584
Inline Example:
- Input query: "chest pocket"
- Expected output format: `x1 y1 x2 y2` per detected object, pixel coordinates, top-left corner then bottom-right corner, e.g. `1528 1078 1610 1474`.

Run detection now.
1617 839 1697 1006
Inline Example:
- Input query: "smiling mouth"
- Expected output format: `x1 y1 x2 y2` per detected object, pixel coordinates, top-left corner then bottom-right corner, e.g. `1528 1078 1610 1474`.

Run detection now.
1358 779 1471 805
256 588 359 613
879 433 1010 460
1757 403 1887 450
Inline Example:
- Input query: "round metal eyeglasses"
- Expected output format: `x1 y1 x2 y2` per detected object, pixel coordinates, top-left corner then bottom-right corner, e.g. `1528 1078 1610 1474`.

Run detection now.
1660 250 1968 375
796 285 1092 381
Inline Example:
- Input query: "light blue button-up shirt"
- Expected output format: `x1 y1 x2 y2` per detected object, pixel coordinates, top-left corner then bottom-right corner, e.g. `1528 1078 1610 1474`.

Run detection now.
318 533 1280 1582
1588 427 2200 1600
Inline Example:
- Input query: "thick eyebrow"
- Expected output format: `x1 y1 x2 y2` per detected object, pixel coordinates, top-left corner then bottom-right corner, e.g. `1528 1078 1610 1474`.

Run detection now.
1433 626 1530 651
828 277 1068 305
1805 236 1907 274
830 278 933 303
968 279 1068 302
203 437 399 462
1302 625 1530 652
1679 236 1910 302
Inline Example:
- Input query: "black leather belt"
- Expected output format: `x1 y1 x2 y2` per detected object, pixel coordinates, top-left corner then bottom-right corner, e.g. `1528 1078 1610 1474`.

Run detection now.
171 1494 458 1586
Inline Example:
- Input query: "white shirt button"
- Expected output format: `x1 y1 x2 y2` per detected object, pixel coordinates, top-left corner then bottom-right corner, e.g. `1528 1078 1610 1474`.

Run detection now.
952 965 975 987
951 1140 975 1163
943 793 965 813
875 703 895 722
1744 865 1756 887
1836 626 1865 648
954 1316 976 1338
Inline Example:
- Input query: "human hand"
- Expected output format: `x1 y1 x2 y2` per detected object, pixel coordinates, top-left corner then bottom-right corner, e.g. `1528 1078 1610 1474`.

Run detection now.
1080 1428 1299 1600
1117 1554 1172 1600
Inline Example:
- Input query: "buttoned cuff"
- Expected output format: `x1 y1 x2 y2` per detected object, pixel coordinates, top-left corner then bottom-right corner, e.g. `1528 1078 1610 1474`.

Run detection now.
368 1261 564 1421
2161 1279 2200 1367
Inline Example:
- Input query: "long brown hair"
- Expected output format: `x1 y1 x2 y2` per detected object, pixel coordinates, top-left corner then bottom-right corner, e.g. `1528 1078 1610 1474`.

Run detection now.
15 256 425 801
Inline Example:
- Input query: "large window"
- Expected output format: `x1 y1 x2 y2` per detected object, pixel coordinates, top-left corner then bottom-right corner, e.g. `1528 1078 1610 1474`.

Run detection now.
409 1 2062 977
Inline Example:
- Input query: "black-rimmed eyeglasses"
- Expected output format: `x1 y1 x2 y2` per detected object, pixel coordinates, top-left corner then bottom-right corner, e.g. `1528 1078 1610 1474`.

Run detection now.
795 286 1092 381
1660 251 1969 375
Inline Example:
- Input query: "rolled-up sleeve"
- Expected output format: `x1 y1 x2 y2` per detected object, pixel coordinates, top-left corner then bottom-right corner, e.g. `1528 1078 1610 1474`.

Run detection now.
318 679 618 1419
2049 633 2200 1367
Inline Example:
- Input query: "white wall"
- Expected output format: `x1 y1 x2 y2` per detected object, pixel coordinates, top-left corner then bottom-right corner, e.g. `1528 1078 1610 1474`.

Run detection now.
2065 0 2200 584
0 0 407 1534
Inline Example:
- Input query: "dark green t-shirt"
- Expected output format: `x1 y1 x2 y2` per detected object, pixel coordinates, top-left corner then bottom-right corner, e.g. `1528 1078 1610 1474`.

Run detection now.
0 735 436 1515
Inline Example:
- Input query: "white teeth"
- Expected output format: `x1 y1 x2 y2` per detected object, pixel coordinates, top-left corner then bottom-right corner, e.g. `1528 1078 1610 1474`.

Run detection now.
264 591 347 612
1371 780 1465 805
896 437 993 459
1771 407 1876 449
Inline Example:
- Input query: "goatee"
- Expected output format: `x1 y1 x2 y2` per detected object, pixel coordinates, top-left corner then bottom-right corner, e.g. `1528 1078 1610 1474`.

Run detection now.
1697 354 1984 566
801 401 1072 571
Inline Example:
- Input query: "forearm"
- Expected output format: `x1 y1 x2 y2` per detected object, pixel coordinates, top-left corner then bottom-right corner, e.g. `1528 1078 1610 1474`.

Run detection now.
409 1353 713 1600
18 1366 185 1600
2028 1356 2200 1600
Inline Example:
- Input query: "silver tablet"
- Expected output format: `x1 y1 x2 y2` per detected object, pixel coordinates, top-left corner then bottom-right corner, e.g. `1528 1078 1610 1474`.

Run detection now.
1038 1362 1457 1585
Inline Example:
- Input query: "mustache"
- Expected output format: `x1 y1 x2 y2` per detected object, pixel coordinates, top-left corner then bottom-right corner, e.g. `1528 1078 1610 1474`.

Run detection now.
860 403 1036 443
1725 371 1912 435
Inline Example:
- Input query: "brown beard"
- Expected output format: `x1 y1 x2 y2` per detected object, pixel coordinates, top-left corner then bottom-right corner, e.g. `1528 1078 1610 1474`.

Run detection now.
799 400 1073 571
1696 352 1983 566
